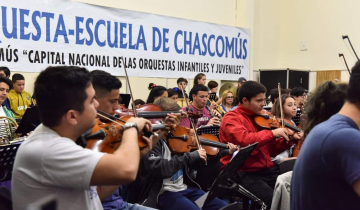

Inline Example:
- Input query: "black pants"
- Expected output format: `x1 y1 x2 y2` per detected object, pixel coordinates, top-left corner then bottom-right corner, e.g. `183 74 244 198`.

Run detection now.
232 166 279 209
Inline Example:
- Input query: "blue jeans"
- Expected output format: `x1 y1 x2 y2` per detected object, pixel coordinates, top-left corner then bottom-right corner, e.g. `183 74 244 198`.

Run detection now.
158 187 227 210
114 202 158 210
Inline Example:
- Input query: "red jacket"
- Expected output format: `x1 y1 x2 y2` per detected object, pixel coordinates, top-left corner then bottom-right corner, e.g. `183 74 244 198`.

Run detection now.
219 105 291 171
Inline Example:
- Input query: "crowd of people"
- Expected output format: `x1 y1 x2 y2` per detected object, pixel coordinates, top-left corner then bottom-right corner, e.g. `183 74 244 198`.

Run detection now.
0 62 359 210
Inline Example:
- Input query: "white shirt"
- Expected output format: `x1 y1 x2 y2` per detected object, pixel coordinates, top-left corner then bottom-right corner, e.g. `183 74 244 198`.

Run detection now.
12 124 105 210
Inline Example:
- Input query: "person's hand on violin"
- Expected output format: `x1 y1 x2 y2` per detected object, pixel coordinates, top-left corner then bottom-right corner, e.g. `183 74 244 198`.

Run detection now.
291 131 304 141
127 117 152 132
272 128 290 142
140 135 153 157
207 117 220 126
228 143 239 154
196 148 207 162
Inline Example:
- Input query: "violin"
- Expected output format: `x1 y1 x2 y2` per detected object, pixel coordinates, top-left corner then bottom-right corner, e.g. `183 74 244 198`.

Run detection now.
292 104 307 157
85 110 172 153
253 109 301 137
167 125 229 156
116 104 203 120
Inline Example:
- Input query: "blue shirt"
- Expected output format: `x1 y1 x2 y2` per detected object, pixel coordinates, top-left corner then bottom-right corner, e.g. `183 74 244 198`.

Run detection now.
291 114 360 210
102 189 126 210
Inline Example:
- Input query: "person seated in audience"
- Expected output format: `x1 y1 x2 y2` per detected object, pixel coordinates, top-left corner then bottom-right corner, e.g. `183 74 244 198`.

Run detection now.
173 77 188 98
167 89 179 102
290 87 307 126
8 73 33 119
146 83 168 104
237 77 247 88
219 81 291 209
11 66 153 210
0 76 16 137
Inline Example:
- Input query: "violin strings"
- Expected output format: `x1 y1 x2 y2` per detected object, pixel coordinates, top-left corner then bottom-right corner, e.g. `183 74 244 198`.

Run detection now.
96 113 124 127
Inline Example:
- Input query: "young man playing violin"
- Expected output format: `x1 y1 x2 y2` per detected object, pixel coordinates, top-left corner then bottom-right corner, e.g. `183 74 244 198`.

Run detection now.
91 70 181 210
11 66 152 210
219 81 292 209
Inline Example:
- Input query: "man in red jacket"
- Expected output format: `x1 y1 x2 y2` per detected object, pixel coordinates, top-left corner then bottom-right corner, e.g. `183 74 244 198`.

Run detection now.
219 81 291 209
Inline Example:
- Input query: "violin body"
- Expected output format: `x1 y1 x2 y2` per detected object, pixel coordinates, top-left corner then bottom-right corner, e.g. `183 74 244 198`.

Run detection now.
253 110 300 136
167 126 228 156
292 106 306 157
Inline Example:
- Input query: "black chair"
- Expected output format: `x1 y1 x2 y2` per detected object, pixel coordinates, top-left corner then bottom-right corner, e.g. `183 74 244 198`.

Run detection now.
279 159 296 174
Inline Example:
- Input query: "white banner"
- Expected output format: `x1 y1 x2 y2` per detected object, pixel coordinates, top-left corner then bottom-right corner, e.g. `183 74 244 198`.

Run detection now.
0 0 250 80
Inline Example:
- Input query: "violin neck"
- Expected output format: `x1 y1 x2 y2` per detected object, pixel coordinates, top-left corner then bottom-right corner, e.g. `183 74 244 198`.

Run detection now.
284 121 301 132
200 138 228 149
137 111 181 118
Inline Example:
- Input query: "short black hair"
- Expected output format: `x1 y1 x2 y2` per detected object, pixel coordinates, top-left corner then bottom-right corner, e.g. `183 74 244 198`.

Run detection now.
134 99 145 106
290 87 306 97
35 66 92 127
91 70 122 97
270 88 279 104
167 88 178 97
0 75 13 89
177 77 188 84
146 83 167 104
0 67 10 77
347 60 360 106
238 81 267 104
192 84 209 96
12 73 25 83
207 80 218 89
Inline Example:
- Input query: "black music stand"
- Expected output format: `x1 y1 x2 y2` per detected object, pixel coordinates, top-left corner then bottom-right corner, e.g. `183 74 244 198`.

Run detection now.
194 143 258 209
120 94 131 108
0 143 21 182
15 106 41 136
196 125 220 138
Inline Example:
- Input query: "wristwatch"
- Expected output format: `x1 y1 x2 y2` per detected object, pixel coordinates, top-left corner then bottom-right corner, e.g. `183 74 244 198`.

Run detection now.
123 122 139 135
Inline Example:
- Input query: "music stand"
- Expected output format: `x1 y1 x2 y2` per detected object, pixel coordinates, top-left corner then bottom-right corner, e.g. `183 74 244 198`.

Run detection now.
15 106 41 136
0 143 21 182
120 94 131 108
194 143 259 209
196 125 220 138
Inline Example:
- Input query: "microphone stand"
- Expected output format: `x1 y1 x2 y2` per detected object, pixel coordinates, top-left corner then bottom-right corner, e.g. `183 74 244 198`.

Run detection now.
342 35 359 61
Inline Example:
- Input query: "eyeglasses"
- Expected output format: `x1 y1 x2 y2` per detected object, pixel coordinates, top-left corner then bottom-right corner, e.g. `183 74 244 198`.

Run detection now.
226 96 234 99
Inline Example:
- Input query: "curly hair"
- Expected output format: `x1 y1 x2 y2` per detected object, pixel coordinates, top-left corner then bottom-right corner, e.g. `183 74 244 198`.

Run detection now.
303 81 348 138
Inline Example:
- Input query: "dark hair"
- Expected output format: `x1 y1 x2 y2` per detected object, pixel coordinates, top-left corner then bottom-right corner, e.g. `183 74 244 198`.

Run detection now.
177 77 188 84
207 80 218 90
193 73 206 86
290 87 306 97
146 83 167 104
191 84 209 97
270 88 289 104
12 73 25 83
271 94 294 118
134 99 145 106
34 66 92 127
132 99 145 109
91 70 122 97
304 81 348 138
0 67 10 77
0 75 13 89
238 81 267 104
347 60 360 106
167 89 178 98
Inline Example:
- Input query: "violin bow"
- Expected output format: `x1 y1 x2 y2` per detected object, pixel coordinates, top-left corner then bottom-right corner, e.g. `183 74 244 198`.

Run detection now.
339 53 351 75
121 57 138 117
277 83 285 128
180 86 204 154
